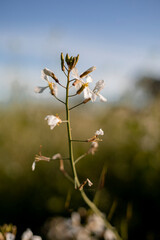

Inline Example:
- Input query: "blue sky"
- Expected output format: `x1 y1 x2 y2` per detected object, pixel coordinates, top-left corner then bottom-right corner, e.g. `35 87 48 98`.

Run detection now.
1 0 160 102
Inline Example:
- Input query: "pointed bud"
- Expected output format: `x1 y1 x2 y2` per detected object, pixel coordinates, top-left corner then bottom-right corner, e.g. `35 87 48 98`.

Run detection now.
65 53 70 64
83 98 91 104
70 57 77 70
80 66 96 78
61 52 65 72
76 54 79 64
43 68 59 83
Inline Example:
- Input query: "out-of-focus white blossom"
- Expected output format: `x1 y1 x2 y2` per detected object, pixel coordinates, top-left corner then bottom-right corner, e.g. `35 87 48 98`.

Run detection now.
88 141 99 155
32 161 36 171
21 229 33 240
45 115 62 130
21 229 42 240
5 233 15 240
104 229 116 240
92 80 107 102
95 129 104 136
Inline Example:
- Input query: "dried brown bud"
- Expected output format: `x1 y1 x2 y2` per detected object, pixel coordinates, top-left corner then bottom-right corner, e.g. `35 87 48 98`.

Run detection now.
83 98 91 104
76 83 88 94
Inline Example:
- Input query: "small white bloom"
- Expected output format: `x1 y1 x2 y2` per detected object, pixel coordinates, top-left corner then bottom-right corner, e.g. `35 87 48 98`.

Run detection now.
87 178 93 187
6 233 15 240
34 86 48 93
92 80 107 102
45 115 62 130
72 67 94 91
21 229 33 240
32 161 36 171
95 129 104 136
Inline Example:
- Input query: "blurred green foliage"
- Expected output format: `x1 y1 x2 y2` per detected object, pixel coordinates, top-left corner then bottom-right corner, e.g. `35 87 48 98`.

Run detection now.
1 99 160 239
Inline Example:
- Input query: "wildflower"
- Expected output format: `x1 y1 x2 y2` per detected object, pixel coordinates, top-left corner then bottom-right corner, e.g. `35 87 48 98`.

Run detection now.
45 115 62 130
71 67 95 91
95 129 104 136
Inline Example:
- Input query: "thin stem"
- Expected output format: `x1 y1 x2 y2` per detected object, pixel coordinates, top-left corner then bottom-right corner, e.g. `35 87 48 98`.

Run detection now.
69 101 84 110
71 140 88 142
65 70 80 188
68 93 77 97
75 153 88 164
58 82 66 89
53 95 65 104
65 69 122 240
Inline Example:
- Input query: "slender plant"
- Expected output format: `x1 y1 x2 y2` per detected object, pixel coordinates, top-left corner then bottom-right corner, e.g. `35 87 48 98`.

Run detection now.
32 53 122 240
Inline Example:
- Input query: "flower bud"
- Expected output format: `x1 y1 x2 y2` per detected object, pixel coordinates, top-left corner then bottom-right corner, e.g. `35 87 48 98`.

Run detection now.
61 52 65 72
65 53 70 64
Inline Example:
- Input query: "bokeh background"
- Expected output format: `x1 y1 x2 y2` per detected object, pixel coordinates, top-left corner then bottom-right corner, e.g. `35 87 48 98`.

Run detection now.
1 1 160 239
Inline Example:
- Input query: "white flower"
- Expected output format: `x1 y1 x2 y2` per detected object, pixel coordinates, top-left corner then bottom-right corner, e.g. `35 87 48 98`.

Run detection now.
72 67 94 91
32 161 36 171
21 229 33 240
95 129 104 136
6 233 15 240
41 68 59 82
45 115 62 130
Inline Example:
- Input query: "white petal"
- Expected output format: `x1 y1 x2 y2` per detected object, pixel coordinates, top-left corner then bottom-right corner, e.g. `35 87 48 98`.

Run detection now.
71 67 80 80
91 92 97 102
53 84 58 96
84 87 92 99
93 80 105 93
34 86 48 93
86 75 93 83
98 94 107 102
22 229 33 240
95 129 104 136
32 161 36 171
74 80 83 90
6 233 15 240
41 70 48 81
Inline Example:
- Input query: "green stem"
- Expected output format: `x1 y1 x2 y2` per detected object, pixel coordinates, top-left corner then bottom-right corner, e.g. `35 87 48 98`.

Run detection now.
65 70 122 240
65 70 80 188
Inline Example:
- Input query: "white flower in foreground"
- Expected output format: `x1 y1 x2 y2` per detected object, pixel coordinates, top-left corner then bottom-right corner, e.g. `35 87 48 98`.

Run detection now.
45 115 62 130
72 67 95 91
95 129 104 136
